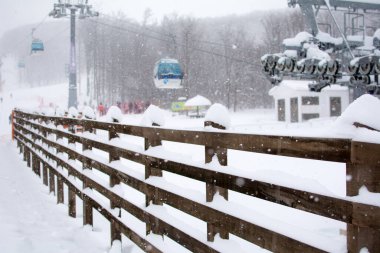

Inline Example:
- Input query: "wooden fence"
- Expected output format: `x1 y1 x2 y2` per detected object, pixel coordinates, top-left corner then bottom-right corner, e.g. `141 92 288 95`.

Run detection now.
12 109 380 253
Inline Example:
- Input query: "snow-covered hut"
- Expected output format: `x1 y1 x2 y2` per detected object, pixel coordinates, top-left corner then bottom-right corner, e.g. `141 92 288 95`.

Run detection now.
269 80 349 122
185 95 211 118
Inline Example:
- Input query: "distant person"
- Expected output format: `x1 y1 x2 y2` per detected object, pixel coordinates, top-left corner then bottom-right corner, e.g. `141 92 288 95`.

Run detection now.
0 97 2 103
10 93 13 98
128 101 133 114
98 102 105 116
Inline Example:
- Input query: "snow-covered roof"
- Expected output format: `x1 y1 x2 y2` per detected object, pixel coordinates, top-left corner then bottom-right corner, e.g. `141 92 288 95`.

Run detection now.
185 95 211 107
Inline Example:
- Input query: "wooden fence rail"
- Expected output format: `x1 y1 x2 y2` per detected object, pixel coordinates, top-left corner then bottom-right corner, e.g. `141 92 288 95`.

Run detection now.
12 109 380 253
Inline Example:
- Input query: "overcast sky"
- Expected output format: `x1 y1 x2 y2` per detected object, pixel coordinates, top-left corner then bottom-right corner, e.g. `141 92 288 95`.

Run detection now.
0 0 288 37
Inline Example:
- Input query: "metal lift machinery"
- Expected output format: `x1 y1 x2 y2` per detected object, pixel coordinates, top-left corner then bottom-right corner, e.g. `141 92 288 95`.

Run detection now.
261 0 380 97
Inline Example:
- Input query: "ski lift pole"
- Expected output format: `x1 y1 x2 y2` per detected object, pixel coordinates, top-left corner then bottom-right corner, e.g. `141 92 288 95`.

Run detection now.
49 1 99 109
68 7 78 109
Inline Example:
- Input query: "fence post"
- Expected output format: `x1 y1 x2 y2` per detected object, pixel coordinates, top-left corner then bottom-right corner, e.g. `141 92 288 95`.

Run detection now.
109 126 122 245
204 120 229 242
57 176 64 204
82 125 93 227
68 185 76 218
35 156 41 176
49 169 55 195
144 123 163 236
31 154 37 175
144 123 163 180
23 145 27 161
42 163 48 186
18 142 23 154
347 141 380 252
26 147 31 168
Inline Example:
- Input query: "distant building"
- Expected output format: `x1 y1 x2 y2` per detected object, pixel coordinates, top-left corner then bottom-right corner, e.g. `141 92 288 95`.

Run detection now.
269 80 349 122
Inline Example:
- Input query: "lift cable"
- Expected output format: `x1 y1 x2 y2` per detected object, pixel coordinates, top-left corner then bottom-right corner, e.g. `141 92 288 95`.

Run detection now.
87 18 262 68
98 12 253 52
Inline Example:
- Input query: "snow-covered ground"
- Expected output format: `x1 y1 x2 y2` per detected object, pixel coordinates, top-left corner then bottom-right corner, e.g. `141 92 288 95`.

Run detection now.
1 79 380 252
0 140 112 253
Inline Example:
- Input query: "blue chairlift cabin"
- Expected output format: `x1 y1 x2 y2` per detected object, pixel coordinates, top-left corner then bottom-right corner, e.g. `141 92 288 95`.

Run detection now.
31 39 44 54
153 58 184 89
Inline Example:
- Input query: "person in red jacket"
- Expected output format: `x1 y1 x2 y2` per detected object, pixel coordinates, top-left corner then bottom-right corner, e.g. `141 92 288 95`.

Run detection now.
98 102 105 116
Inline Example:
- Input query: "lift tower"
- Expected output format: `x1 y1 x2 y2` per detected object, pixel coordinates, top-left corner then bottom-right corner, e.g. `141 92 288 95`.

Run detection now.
49 0 98 108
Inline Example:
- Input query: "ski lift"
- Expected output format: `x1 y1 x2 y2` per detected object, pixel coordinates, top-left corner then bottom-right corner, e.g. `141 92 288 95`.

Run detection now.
153 58 184 89
30 28 44 54
31 39 44 54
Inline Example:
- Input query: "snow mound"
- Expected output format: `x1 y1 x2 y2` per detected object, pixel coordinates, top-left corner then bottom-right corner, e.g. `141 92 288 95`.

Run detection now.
106 106 123 123
55 107 66 117
41 107 55 116
335 94 380 131
141 105 165 126
306 44 331 61
68 107 78 118
205 103 231 129
185 95 211 107
316 32 343 45
83 106 96 120
283 32 313 47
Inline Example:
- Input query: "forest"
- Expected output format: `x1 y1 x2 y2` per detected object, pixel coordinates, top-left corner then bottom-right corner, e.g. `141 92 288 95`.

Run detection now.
1 9 316 110
79 9 307 110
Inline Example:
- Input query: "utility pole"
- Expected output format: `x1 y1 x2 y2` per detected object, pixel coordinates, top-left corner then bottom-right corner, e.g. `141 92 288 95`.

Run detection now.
49 0 98 109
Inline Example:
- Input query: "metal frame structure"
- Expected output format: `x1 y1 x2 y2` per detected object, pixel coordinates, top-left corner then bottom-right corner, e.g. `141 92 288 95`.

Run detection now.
262 0 380 97
49 0 98 109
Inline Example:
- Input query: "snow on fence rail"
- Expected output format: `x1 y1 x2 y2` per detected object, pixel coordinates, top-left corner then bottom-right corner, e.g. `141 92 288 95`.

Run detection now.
12 109 380 253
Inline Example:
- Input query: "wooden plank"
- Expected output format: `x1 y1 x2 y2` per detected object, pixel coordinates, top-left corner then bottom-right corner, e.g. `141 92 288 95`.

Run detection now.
15 126 380 231
152 157 380 229
16 112 380 253
348 141 380 196
19 145 162 253
150 185 324 253
17 112 351 162
347 224 380 253
45 149 214 253
347 162 380 196
351 141 380 166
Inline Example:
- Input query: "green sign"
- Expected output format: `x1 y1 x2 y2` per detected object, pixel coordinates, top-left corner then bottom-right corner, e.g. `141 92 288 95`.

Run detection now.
171 102 186 112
